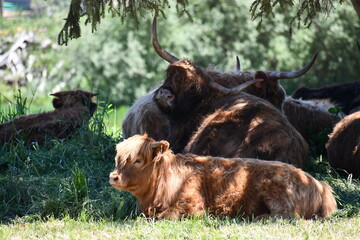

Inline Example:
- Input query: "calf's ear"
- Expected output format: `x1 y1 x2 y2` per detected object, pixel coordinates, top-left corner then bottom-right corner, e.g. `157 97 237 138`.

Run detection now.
52 98 63 109
151 140 170 154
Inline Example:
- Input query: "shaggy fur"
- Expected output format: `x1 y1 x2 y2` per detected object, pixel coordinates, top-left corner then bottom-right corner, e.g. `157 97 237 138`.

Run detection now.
110 134 337 220
0 90 97 145
122 89 169 140
121 58 312 142
206 69 286 111
155 60 308 168
184 94 308 168
292 82 360 115
283 97 342 143
326 111 360 178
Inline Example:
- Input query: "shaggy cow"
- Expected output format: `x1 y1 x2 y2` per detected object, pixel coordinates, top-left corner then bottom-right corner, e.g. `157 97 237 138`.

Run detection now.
155 60 308 167
283 97 342 143
122 89 169 140
326 111 360 178
109 134 337 220
152 16 308 168
121 16 317 141
180 90 309 168
208 53 317 111
0 89 97 145
292 82 360 115
152 16 316 112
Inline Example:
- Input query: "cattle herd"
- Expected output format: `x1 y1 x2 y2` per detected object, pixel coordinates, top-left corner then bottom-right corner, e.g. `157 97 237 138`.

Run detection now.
1 16 360 221
112 16 360 220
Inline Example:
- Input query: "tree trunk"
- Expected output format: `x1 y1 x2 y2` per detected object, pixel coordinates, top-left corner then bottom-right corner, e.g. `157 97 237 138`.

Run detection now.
0 0 3 17
351 0 360 20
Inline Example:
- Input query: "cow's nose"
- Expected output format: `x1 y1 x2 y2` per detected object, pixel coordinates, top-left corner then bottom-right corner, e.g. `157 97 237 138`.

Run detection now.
109 172 119 183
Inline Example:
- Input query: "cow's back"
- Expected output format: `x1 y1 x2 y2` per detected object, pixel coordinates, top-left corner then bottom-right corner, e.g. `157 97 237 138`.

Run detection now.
326 111 360 178
185 93 308 168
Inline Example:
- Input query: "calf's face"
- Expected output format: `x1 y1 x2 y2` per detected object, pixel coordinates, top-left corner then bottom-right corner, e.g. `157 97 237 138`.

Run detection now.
51 90 98 115
109 134 169 195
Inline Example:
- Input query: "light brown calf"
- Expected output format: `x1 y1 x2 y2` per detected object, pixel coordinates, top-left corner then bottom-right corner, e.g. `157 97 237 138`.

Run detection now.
110 134 336 220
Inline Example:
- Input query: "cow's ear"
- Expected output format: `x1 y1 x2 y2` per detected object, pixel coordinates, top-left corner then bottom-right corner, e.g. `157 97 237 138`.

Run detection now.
254 71 269 88
52 98 63 109
50 91 66 98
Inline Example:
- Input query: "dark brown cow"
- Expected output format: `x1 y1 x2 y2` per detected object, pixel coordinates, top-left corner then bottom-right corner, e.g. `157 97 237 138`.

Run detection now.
152 16 309 168
109 134 337 220
121 17 317 141
283 97 342 143
206 55 317 111
0 90 97 145
326 111 360 178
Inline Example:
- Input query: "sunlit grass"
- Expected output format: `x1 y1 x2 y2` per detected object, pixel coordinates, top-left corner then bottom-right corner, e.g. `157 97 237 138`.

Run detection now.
1 215 360 240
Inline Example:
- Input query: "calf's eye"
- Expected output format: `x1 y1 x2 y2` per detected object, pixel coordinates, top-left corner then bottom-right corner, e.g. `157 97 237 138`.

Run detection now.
134 159 142 164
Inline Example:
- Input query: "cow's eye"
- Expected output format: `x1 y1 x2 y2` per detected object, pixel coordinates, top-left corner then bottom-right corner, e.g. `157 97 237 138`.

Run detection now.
134 159 142 165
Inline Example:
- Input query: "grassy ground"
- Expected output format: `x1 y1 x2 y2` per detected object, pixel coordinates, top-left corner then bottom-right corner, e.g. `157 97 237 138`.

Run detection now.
1 216 360 239
0 92 359 239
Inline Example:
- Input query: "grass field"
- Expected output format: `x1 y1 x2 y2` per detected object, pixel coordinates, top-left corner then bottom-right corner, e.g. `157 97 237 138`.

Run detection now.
0 93 359 239
1 215 360 239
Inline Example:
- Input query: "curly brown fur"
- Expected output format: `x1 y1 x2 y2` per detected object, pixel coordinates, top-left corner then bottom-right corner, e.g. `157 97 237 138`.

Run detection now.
110 134 337 220
283 97 342 142
326 111 360 178
155 60 308 168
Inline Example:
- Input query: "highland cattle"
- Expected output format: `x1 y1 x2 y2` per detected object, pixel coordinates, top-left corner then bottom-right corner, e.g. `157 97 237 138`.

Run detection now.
109 134 337 220
326 111 360 178
0 90 97 145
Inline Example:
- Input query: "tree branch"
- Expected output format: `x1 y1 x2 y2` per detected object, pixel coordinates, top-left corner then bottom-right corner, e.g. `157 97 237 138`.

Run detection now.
351 0 360 19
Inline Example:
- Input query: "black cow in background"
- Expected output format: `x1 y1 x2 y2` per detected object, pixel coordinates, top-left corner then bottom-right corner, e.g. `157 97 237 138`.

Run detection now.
292 82 360 115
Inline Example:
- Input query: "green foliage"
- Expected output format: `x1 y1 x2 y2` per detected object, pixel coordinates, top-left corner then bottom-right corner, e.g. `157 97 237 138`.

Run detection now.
307 127 332 158
58 0 190 45
57 0 353 46
250 0 337 30
0 91 132 222
328 106 343 115
1 0 359 107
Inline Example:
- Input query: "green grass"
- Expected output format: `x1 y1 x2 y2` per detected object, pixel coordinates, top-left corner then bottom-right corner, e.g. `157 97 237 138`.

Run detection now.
1 215 360 239
0 91 359 238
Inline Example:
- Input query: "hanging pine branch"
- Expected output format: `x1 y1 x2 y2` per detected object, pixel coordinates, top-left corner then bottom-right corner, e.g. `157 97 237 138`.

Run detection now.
58 0 357 46
58 0 189 46
249 0 346 33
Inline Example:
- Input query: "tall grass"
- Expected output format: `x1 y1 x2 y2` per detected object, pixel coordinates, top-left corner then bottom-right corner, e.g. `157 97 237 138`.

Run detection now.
0 91 136 223
0 90 359 226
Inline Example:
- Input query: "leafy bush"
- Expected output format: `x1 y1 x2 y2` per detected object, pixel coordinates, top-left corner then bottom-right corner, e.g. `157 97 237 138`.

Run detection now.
1 0 359 108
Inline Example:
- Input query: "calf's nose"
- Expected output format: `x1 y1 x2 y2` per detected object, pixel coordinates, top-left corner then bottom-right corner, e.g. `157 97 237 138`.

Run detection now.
109 172 119 184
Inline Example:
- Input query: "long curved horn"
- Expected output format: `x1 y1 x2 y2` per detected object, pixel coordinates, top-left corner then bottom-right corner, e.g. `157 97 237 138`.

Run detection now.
235 56 241 73
152 15 179 63
267 52 318 80
210 78 263 95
